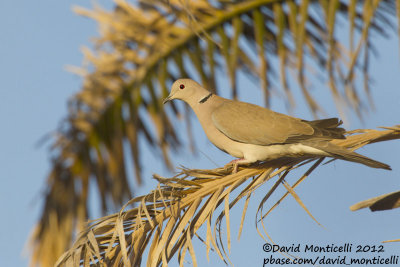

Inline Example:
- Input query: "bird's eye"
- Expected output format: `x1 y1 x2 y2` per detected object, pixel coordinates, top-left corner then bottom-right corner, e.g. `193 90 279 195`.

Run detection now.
179 84 185 89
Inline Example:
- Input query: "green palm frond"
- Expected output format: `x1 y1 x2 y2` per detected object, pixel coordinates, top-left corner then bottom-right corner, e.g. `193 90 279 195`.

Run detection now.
55 125 400 266
32 0 400 266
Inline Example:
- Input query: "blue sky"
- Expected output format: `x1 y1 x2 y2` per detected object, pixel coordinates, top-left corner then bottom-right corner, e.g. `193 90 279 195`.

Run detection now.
0 1 399 266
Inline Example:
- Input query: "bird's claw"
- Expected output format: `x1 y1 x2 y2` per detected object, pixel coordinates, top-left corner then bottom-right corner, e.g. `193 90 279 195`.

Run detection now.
225 158 244 173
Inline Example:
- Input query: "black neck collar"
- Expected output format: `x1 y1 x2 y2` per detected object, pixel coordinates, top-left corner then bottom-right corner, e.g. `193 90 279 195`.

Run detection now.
199 93 213 103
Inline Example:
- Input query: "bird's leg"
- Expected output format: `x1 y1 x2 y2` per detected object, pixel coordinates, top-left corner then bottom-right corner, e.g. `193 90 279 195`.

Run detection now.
226 158 255 173
227 158 242 173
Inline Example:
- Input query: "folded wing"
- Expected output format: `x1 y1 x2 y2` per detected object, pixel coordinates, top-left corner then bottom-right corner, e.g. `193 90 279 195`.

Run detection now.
211 101 345 145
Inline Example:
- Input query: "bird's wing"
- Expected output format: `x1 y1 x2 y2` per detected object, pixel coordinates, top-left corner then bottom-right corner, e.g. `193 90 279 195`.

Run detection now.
211 101 314 145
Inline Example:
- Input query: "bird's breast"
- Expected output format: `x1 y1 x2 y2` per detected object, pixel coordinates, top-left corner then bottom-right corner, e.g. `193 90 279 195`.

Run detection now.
190 101 245 158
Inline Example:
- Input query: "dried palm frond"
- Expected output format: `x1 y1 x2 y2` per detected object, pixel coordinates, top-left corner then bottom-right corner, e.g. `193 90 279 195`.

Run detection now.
349 126 400 213
350 190 400 211
32 0 400 266
55 125 400 267
350 180 400 243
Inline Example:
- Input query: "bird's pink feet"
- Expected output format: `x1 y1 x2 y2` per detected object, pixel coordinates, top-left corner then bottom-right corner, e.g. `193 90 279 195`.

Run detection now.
225 158 253 173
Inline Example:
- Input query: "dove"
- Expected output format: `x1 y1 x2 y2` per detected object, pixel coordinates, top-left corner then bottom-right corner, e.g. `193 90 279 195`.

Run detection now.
163 79 391 172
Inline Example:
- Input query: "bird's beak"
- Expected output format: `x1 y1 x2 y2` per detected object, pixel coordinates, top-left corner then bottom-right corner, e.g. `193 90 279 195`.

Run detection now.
163 95 172 104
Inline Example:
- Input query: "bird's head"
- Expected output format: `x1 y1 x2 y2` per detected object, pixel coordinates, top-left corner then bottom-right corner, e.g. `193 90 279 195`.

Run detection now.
163 79 211 105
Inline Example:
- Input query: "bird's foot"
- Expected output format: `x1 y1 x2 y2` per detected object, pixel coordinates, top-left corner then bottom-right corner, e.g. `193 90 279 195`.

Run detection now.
225 158 254 173
226 159 242 173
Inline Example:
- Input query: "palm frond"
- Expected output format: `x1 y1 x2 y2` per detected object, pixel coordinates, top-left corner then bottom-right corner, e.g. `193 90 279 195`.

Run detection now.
350 190 400 211
55 125 400 266
32 0 400 265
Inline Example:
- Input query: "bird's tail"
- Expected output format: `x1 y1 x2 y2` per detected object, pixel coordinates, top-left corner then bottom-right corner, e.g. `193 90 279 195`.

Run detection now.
309 143 391 170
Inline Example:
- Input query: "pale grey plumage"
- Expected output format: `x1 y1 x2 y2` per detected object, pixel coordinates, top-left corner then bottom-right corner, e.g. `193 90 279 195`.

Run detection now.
163 79 391 171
